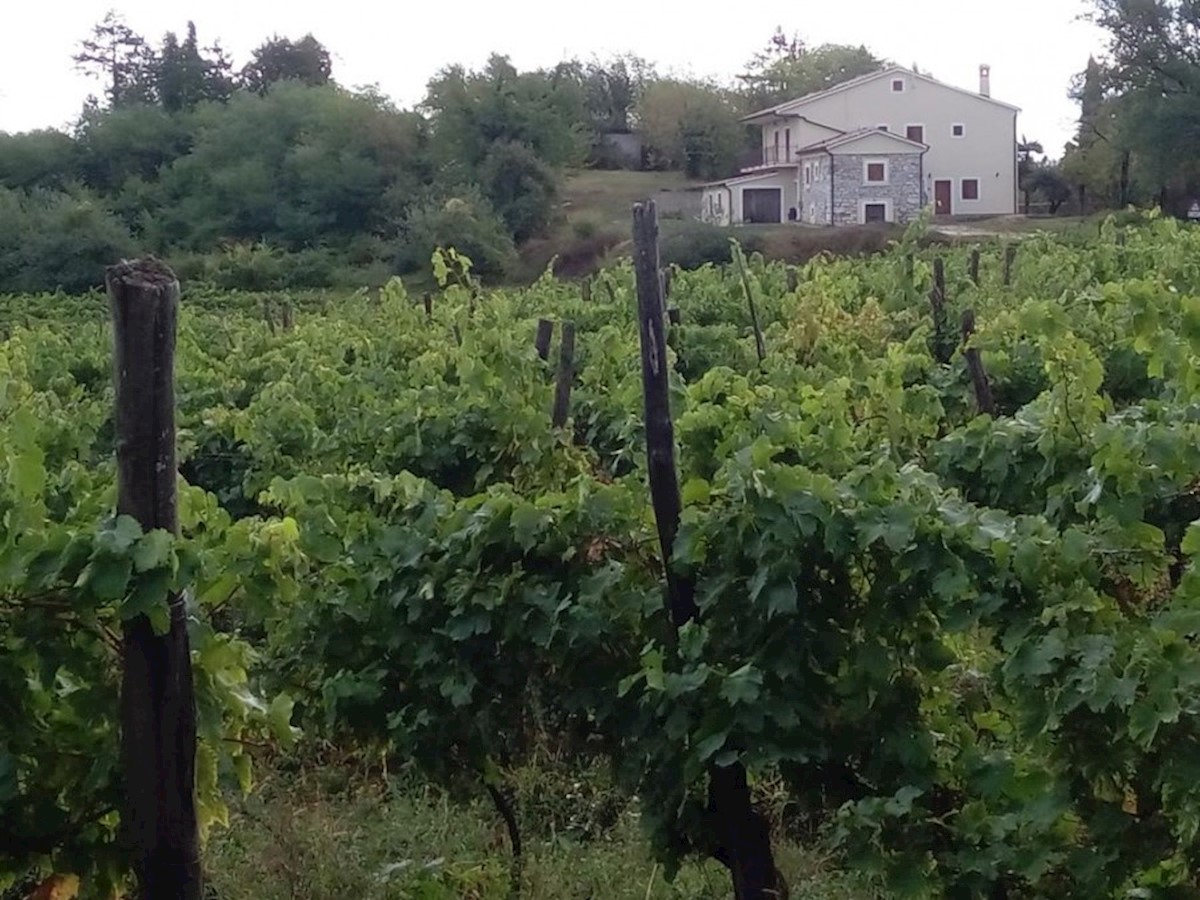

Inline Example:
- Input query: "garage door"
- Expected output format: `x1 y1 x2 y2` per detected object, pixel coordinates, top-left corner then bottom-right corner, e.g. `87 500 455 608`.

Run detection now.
743 188 782 224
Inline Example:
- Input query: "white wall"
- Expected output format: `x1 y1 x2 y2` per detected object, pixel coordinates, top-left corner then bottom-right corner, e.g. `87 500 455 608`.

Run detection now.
780 73 1017 216
760 118 841 164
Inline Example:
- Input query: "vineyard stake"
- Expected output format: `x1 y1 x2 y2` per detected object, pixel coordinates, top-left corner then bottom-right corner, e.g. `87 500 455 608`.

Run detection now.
732 245 767 364
534 318 554 362
552 321 576 429
423 292 433 319
930 257 951 363
786 266 799 293
581 278 592 303
667 307 681 326
1003 245 1017 286
969 248 981 286
632 202 782 900
961 309 995 415
107 258 202 900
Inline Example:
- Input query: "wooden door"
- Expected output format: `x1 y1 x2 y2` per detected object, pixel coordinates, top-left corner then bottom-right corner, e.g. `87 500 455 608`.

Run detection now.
934 180 952 215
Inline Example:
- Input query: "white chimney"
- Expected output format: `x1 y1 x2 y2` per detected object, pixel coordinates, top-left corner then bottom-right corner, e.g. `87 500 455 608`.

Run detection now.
979 64 991 98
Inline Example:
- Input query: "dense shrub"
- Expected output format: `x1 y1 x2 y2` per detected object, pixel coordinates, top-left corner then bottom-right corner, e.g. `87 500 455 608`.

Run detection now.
657 222 764 269
479 141 559 242
398 189 517 280
0 187 135 293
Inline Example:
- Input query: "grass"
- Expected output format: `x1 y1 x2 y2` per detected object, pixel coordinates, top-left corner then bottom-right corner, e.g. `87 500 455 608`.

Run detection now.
204 758 880 900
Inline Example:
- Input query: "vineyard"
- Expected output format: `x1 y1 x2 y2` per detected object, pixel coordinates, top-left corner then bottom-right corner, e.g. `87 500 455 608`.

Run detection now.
6 208 1200 898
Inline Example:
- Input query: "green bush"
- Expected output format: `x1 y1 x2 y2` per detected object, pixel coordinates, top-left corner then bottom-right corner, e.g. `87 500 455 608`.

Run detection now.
0 186 134 293
398 189 517 281
658 222 763 270
479 142 559 242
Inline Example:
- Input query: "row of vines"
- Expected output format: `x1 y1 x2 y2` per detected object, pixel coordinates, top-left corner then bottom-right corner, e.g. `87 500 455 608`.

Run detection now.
6 211 1200 897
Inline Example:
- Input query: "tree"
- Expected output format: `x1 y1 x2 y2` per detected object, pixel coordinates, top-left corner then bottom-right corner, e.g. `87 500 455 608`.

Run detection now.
0 130 80 190
1084 0 1200 210
637 79 743 178
241 34 333 94
1017 136 1044 215
74 12 157 108
156 22 234 112
476 141 558 241
738 28 885 111
422 55 589 172
1027 163 1073 214
581 55 654 134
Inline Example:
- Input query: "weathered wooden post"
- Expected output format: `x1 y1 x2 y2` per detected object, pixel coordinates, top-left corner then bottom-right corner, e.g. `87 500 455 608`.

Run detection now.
661 266 673 302
667 307 681 326
552 321 576 429
260 298 275 334
581 279 592 303
969 248 981 286
961 309 995 416
280 300 294 332
535 318 554 362
107 258 202 900
423 292 433 320
786 266 800 293
930 257 950 363
631 202 783 900
1002 245 1017 286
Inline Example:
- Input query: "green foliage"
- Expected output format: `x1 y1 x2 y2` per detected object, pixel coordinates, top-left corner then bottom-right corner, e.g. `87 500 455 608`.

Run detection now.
0 187 134 293
478 142 559 242
14 197 1200 898
400 190 517 280
240 34 332 95
738 28 886 111
637 80 743 179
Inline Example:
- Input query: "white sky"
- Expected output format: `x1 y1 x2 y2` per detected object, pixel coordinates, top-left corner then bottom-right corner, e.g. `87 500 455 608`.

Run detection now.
1 0 1106 157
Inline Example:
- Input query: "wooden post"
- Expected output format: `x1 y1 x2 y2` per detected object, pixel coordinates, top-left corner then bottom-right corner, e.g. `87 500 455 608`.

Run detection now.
930 257 950 364
1003 245 1017 286
535 318 554 362
281 300 294 332
106 258 202 900
552 321 576 429
786 266 799 293
732 247 766 364
423 292 433 319
905 253 915 286
969 248 980 286
602 277 617 306
661 266 673 302
961 309 995 415
581 279 592 303
667 307 681 326
631 203 782 900
260 298 275 334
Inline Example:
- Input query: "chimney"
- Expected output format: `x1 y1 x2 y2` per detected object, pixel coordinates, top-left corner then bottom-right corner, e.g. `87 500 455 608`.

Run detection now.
979 64 991 98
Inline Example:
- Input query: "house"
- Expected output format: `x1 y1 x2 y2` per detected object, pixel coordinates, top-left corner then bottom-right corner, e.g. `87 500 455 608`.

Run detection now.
701 65 1020 227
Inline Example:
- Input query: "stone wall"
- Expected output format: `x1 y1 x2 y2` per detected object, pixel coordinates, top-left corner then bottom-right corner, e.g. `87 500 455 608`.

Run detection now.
831 153 922 225
799 154 832 224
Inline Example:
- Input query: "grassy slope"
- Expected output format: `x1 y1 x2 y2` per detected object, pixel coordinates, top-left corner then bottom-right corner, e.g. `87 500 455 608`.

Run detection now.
205 762 880 900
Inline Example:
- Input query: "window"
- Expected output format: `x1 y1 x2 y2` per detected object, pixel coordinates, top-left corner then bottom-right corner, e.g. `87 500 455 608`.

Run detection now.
877 124 889 131
905 125 925 143
952 123 966 138
891 78 905 92
865 161 887 184
804 164 812 186
962 179 980 200
864 203 888 223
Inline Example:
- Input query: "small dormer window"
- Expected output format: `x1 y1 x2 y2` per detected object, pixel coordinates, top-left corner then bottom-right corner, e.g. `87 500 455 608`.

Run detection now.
891 78 905 92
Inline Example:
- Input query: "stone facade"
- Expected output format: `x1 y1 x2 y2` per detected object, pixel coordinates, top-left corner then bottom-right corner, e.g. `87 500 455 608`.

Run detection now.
831 152 923 225
798 153 832 225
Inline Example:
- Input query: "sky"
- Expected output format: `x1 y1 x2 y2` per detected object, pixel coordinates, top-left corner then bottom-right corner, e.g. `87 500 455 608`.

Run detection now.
1 0 1107 157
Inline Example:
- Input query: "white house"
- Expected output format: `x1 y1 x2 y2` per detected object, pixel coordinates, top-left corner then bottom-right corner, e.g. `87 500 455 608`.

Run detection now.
701 65 1020 226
